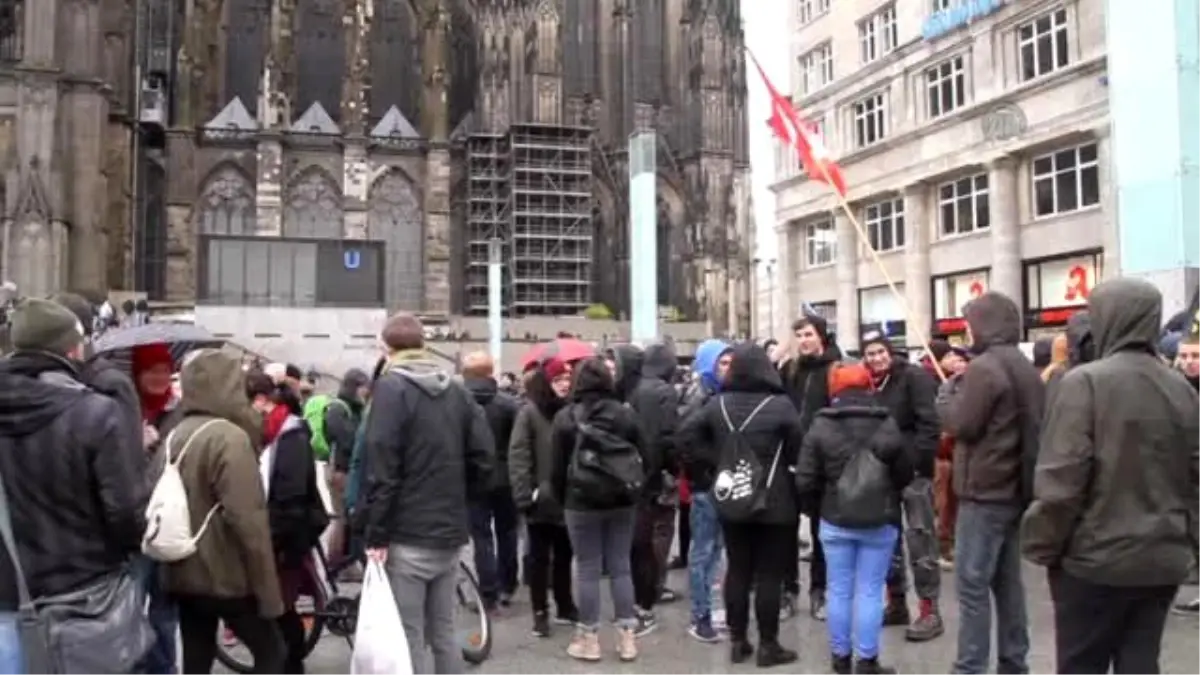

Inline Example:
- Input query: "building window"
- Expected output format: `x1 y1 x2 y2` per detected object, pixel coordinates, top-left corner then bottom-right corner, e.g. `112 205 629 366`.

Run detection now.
864 198 905 252
1018 8 1069 81
200 237 386 307
798 43 834 95
0 0 23 63
931 0 952 9
926 55 966 119
798 0 831 25
1032 143 1100 217
805 219 837 267
938 174 990 237
859 4 898 65
853 92 888 148
793 117 826 177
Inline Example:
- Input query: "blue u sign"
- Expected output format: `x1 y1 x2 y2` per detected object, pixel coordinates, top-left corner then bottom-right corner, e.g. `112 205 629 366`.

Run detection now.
922 0 1006 41
344 249 361 270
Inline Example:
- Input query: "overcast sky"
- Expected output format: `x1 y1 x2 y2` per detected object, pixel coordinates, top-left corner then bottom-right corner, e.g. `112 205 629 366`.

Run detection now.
743 0 788 262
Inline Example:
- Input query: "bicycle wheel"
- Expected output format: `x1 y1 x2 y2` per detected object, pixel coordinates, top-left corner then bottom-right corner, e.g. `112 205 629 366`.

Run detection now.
456 560 492 664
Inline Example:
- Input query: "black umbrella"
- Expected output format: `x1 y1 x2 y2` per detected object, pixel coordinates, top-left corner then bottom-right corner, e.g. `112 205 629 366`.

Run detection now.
91 322 226 372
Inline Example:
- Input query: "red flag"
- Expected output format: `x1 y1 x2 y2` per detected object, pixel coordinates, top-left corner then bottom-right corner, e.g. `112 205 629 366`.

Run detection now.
750 51 847 196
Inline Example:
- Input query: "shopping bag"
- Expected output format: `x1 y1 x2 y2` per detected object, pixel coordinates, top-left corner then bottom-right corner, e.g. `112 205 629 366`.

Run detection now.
350 559 413 675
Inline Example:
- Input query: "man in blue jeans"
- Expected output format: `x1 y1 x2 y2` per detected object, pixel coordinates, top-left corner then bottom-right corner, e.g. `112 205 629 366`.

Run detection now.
937 291 1043 674
677 339 732 642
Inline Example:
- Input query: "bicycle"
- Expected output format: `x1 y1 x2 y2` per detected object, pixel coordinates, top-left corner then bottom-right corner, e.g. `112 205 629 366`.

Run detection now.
215 547 492 673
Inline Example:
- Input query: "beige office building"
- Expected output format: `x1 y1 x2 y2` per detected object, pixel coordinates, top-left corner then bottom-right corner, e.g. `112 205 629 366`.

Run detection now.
769 0 1113 352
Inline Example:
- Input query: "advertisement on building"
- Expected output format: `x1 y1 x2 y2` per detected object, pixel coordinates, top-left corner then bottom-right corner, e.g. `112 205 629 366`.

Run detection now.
931 269 990 344
858 284 907 349
1023 252 1103 340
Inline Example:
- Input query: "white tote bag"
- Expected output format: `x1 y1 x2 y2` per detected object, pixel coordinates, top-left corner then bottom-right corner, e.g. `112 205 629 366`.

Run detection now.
351 559 414 675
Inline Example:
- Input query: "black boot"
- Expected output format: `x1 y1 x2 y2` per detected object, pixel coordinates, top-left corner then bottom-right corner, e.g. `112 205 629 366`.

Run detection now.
881 597 910 626
730 639 754 664
854 656 896 674
831 654 852 674
756 641 798 668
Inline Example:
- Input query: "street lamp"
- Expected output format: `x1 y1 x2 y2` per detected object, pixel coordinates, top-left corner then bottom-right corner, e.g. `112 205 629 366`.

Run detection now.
753 257 777 338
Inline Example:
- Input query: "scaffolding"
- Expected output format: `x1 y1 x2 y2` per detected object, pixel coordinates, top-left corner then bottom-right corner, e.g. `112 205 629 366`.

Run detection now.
508 124 593 315
465 133 509 314
464 124 594 316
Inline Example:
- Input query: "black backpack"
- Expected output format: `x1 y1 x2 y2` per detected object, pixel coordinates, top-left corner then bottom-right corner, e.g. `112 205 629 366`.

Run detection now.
834 447 894 528
712 396 783 522
567 407 645 508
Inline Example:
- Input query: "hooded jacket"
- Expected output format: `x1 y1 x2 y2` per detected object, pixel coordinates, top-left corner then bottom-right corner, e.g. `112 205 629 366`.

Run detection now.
679 343 803 525
549 358 647 511
361 350 495 549
795 389 912 528
160 349 283 618
264 415 330 565
868 347 940 478
1021 278 1200 586
612 343 680 501
509 368 569 524
464 375 520 492
778 345 839 438
936 291 1045 503
326 368 368 474
0 351 147 611
678 339 731 492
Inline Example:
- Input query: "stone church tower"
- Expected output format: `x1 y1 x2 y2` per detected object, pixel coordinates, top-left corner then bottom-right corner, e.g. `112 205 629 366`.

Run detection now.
0 0 752 335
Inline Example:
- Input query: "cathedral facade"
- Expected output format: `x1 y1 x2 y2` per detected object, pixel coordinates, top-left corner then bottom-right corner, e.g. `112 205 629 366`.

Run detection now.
0 0 752 334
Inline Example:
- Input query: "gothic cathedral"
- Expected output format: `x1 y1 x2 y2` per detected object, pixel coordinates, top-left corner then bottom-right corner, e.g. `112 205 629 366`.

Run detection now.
0 0 752 333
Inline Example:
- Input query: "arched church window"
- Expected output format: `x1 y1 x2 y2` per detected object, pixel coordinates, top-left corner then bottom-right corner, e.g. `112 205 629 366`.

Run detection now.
283 169 342 239
367 172 423 310
296 0 345 122
223 0 268 114
0 0 23 63
369 0 418 129
196 166 254 236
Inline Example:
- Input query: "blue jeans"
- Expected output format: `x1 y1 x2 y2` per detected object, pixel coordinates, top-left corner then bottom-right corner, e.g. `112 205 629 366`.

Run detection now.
688 491 724 623
134 556 178 674
819 520 898 660
953 501 1029 674
468 491 520 605
564 508 638 630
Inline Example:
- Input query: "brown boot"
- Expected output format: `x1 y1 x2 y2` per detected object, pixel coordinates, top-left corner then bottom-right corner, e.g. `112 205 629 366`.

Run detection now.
616 626 638 662
567 628 601 662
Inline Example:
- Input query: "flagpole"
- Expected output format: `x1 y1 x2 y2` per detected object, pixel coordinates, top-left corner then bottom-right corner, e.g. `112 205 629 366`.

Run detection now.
817 167 948 382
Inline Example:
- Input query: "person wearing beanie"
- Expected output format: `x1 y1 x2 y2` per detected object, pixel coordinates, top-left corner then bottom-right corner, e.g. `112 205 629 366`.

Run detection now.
509 354 581 638
778 314 841 621
0 299 149 646
858 331 944 641
795 363 910 675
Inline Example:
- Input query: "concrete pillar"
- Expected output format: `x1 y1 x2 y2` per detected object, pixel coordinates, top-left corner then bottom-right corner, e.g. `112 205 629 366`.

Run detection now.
254 135 284 236
423 147 453 313
987 156 1022 305
835 212 860 353
773 223 790 339
903 183 932 348
1105 0 1199 313
1095 125 1120 280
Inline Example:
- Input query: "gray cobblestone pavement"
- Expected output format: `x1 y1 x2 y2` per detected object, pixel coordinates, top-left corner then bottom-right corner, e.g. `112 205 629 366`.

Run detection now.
285 567 1199 674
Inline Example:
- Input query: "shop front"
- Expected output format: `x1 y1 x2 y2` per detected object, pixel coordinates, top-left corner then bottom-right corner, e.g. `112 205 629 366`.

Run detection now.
1022 251 1102 340
931 268 990 345
858 285 907 352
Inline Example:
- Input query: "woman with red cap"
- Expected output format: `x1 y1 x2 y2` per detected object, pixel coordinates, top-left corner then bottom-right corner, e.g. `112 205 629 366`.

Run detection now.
132 342 181 674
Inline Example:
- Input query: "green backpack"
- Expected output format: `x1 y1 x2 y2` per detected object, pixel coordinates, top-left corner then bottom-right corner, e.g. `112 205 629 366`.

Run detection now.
303 394 349 462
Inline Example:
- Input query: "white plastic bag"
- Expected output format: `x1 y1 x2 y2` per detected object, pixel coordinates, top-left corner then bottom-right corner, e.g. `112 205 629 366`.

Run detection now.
351 559 413 675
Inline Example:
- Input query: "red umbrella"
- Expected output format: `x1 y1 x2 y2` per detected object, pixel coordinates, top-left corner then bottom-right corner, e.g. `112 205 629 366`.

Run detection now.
521 338 597 371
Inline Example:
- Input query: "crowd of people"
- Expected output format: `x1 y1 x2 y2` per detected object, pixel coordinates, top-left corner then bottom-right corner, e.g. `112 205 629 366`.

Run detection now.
0 277 1196 674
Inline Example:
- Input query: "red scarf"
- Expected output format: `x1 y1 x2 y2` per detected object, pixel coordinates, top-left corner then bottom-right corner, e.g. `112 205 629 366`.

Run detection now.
262 405 291 446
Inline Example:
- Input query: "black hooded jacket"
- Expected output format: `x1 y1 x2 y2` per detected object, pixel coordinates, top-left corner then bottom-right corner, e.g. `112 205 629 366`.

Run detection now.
464 375 520 492
795 389 912 528
679 343 803 525
326 368 368 474
265 416 330 565
779 347 840 438
0 352 148 611
550 358 647 511
871 355 940 478
611 343 680 501
508 369 569 523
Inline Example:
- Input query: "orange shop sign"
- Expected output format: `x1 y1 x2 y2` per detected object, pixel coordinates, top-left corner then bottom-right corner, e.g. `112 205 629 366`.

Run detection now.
1027 254 1102 309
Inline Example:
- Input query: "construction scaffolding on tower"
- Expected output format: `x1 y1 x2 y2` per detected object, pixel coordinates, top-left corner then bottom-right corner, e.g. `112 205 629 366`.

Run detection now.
508 124 594 315
464 133 510 315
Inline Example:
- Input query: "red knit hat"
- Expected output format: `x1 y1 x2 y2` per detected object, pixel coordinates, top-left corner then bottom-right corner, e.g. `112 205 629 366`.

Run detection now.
543 357 570 380
132 342 173 374
828 363 873 397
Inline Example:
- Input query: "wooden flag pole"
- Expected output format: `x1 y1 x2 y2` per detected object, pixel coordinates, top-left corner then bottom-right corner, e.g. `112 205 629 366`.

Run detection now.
810 162 949 382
